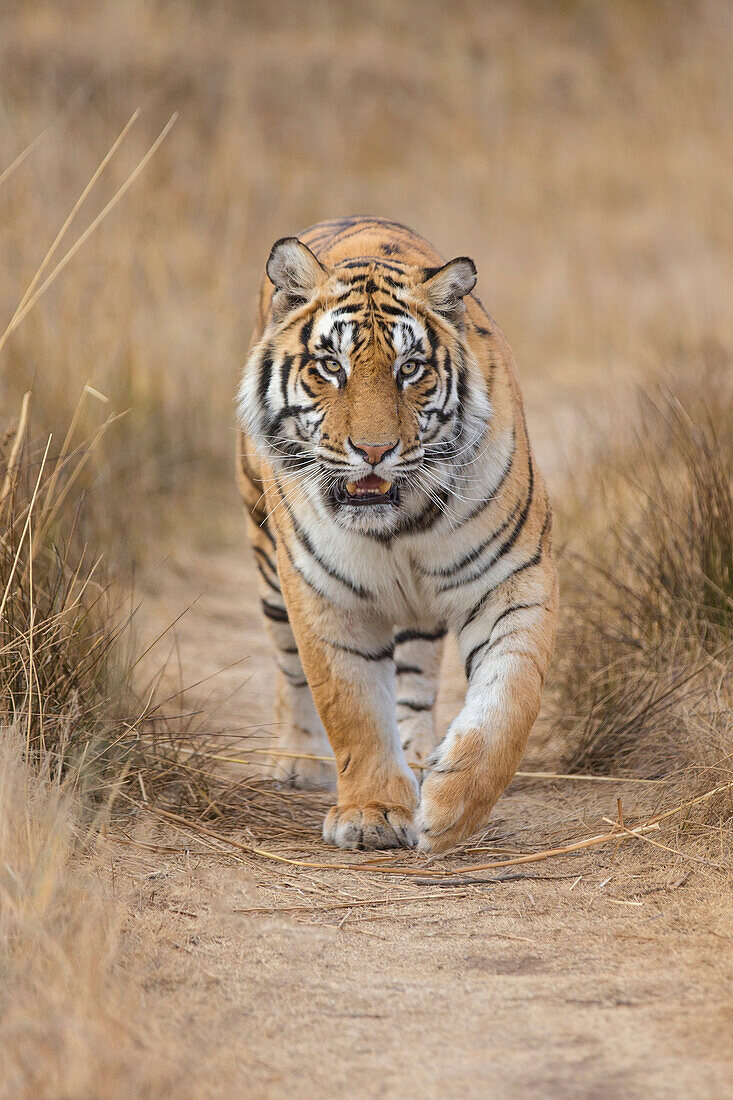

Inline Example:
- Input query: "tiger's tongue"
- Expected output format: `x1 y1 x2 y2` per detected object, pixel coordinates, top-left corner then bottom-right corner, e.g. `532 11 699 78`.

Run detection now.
346 474 391 496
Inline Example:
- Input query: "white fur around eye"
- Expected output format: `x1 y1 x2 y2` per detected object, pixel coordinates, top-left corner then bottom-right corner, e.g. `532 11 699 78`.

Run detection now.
396 358 425 385
315 357 346 387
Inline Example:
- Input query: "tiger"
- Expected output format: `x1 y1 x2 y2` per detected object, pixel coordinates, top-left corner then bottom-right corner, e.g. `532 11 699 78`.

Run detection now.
236 216 558 853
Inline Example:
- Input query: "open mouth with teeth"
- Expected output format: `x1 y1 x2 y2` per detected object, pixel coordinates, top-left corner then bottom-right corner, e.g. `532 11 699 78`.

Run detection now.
332 474 398 507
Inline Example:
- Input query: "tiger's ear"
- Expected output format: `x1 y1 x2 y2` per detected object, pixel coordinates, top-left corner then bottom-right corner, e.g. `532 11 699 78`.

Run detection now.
267 237 327 298
420 257 477 324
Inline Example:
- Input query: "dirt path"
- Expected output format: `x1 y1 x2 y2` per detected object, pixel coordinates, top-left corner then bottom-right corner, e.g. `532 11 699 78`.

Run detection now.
125 512 732 1099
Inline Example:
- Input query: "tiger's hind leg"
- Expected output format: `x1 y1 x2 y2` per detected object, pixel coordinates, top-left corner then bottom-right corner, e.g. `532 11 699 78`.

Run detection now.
394 626 446 772
238 439 334 789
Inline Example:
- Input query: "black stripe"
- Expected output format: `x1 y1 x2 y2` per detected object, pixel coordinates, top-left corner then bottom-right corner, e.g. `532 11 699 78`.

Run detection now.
299 315 314 351
336 256 408 275
496 507 551 584
278 666 308 688
256 561 282 595
329 639 395 661
421 404 457 426
267 402 312 433
331 290 366 310
455 531 547 629
281 536 329 599
460 429 516 524
392 482 452 537
433 497 522 581
340 270 407 291
299 373 320 399
443 349 456 409
455 351 469 419
458 455 536 627
463 601 546 679
397 699 433 712
260 519 276 548
489 451 535 564
280 492 373 600
395 663 423 675
256 347 274 407
261 599 289 623
376 302 412 318
490 600 545 634
394 627 446 646
279 354 293 405
253 544 277 573
464 637 496 680
253 545 280 585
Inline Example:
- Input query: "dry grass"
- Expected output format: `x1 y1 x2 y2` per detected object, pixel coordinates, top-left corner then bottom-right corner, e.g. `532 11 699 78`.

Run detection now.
0 400 206 1095
1 393 130 776
0 727 190 1100
0 393 186 790
550 366 733 846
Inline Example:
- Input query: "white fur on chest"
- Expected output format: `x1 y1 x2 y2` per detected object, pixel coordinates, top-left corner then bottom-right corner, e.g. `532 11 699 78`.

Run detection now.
286 419 517 627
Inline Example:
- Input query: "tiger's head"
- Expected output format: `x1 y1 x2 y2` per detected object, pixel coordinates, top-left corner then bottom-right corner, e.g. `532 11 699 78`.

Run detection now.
238 237 490 536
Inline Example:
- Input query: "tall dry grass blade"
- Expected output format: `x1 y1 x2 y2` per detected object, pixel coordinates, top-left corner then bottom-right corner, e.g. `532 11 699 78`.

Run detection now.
0 391 31 515
0 128 49 189
8 111 140 333
0 435 51 624
0 113 177 356
29 411 127 566
39 385 112 529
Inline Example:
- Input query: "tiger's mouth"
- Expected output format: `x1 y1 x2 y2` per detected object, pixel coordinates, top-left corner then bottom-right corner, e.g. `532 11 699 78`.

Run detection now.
332 474 398 507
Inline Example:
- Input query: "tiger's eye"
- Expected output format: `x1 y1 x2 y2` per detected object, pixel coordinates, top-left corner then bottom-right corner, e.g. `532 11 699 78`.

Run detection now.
400 361 420 377
323 359 341 374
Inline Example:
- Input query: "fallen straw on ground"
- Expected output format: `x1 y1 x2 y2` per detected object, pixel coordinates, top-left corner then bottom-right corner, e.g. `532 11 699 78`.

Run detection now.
130 779 733 879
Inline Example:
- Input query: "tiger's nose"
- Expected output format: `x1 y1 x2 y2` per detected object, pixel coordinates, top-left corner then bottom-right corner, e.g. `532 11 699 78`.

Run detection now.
348 439 397 465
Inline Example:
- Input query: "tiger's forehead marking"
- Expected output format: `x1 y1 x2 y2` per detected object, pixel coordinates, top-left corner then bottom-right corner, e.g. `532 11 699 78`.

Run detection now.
312 305 427 360
313 310 355 353
392 316 426 356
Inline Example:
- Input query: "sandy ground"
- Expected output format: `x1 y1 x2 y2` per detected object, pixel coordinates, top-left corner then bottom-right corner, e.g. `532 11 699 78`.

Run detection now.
125 505 732 1098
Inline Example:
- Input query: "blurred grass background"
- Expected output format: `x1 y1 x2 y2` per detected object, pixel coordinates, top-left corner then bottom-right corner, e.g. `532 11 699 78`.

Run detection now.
1 0 730 558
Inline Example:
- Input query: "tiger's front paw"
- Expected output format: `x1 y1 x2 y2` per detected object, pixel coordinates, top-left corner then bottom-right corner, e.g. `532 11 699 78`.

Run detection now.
417 733 502 852
323 802 417 850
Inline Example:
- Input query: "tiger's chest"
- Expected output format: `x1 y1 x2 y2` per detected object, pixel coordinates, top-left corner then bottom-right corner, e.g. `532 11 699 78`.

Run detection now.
285 518 488 627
